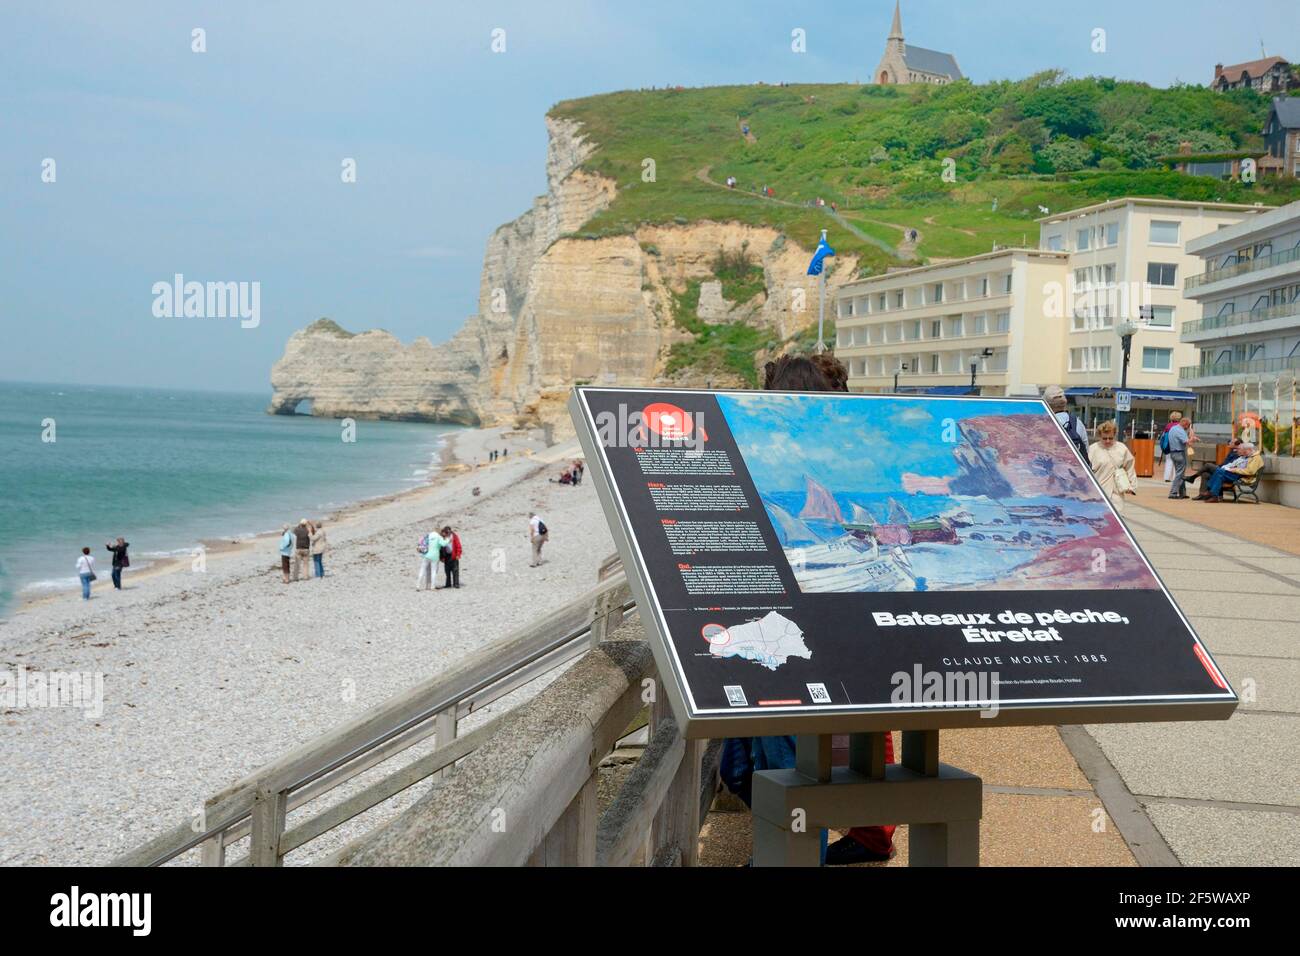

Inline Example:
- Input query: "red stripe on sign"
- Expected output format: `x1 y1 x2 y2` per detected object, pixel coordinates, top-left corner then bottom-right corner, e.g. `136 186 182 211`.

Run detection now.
1192 642 1229 690
757 699 802 706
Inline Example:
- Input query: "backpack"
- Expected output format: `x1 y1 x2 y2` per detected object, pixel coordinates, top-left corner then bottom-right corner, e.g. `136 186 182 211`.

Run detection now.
536 520 548 536
1159 429 1171 454
1061 413 1089 461
417 533 429 555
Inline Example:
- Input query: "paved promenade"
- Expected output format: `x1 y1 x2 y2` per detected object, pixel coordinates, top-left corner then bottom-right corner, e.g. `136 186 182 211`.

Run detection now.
699 480 1299 866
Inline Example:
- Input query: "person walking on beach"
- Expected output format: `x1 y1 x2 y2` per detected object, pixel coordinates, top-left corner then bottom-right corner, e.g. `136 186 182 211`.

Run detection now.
292 519 312 582
528 513 549 567
76 547 97 600
105 537 130 591
1089 420 1138 513
278 525 295 583
310 521 329 578
417 526 447 591
440 525 461 588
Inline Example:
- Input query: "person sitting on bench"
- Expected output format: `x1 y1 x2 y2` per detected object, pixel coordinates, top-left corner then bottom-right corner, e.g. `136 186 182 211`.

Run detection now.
1186 438 1242 494
1199 442 1263 502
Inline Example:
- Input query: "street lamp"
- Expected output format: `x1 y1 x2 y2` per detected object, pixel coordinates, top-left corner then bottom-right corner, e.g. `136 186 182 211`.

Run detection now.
894 362 909 393
1116 316 1140 440
970 347 994 393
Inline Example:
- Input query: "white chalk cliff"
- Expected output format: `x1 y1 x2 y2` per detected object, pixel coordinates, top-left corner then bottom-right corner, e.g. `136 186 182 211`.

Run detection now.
268 115 861 430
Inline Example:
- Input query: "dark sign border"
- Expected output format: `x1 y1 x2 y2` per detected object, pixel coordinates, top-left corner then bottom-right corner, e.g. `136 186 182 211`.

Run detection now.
570 386 1237 739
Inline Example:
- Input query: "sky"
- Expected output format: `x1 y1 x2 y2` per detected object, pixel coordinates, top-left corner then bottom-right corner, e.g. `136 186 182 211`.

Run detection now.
3 0 1299 393
717 393 1041 492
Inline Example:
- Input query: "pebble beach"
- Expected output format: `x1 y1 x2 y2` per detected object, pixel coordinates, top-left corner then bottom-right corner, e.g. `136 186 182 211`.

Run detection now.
0 425 614 865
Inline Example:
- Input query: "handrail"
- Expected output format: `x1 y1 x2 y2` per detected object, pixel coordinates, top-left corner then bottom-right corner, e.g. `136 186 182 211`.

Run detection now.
1179 355 1300 380
114 570 634 866
1181 300 1300 337
1186 243 1300 291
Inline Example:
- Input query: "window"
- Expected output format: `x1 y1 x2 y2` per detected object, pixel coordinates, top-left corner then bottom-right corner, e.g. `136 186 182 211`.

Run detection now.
993 311 1010 332
1100 264 1116 286
1148 306 1174 328
1149 220 1181 245
979 278 989 297
933 283 943 303
1142 347 1173 371
896 290 904 308
930 319 942 338
1069 346 1111 372
1074 267 1089 288
1147 262 1177 287
878 293 887 311
1003 274 1013 294
1046 234 1064 252
948 316 964 337
840 300 853 318
1104 222 1119 247
1076 228 1091 251
972 314 987 334
907 320 921 340
930 354 940 373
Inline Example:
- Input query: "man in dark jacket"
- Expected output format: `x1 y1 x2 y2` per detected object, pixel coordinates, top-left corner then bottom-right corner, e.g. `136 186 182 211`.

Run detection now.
105 537 130 590
293 520 312 582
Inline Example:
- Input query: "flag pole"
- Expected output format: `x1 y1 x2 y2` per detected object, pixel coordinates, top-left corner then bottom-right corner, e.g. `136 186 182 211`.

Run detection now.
816 228 827 354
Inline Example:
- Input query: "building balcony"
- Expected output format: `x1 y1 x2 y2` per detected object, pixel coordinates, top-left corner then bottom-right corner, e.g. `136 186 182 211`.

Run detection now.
1179 354 1300 387
1184 243 1300 293
1181 300 1300 342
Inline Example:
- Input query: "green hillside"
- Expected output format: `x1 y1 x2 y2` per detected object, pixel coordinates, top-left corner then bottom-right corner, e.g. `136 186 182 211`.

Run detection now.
552 72 1300 273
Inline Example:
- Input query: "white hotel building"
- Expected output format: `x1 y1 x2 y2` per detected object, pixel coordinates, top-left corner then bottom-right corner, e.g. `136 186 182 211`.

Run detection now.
835 198 1263 433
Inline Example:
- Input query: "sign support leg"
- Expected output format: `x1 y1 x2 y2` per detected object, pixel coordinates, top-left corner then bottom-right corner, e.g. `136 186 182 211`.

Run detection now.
752 729 982 868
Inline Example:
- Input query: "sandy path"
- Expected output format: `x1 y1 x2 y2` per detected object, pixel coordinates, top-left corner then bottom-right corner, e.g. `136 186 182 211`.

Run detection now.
0 428 615 864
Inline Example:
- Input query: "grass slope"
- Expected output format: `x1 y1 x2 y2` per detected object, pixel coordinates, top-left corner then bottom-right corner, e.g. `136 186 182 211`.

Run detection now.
553 74 1300 268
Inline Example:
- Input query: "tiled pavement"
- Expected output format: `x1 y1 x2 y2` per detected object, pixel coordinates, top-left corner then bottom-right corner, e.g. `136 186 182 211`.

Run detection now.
698 480 1299 866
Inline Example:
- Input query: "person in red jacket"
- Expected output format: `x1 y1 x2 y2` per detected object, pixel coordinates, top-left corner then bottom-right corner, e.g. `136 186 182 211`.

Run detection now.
439 525 462 589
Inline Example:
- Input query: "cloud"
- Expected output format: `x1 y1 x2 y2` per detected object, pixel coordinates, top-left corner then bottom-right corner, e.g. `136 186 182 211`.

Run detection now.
403 245 463 260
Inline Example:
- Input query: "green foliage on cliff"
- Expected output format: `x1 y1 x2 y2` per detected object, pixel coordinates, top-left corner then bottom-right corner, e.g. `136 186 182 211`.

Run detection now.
551 73 1300 266
666 281 778 387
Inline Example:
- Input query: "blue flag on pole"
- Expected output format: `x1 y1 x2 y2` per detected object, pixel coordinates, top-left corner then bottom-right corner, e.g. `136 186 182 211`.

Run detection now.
807 235 835 276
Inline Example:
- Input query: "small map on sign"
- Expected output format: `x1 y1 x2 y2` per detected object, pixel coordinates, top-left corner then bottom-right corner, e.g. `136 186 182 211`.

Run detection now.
705 612 810 671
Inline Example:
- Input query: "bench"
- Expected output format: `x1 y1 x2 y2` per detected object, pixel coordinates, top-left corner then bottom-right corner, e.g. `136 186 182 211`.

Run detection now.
1227 469 1263 504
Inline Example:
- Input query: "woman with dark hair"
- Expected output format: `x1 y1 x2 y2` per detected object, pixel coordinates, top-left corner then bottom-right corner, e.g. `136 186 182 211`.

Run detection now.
723 350 896 865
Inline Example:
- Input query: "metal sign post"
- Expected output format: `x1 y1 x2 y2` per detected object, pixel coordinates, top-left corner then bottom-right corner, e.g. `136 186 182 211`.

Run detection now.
752 730 981 867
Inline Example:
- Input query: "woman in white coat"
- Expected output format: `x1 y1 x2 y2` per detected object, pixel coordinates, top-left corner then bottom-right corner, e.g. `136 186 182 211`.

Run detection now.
1089 419 1138 513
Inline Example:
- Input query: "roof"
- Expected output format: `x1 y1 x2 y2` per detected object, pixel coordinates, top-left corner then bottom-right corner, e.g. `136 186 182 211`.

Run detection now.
1270 96 1300 129
837 248 1065 290
1185 198 1300 257
1217 56 1289 81
1036 196 1265 224
903 45 962 80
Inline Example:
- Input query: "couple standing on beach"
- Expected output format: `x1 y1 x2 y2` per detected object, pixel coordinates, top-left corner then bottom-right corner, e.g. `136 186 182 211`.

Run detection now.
74 537 131 599
417 525 462 590
279 519 328 583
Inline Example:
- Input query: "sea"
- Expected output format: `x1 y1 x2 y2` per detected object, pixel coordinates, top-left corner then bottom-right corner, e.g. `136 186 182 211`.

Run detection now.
0 381 462 618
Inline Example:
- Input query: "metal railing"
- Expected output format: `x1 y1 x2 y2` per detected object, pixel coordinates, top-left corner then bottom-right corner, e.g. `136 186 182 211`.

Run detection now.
1185 244 1300 291
1179 355 1300 380
1182 300 1300 338
113 564 693 867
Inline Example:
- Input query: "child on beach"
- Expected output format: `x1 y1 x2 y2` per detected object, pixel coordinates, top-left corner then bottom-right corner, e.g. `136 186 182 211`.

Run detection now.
76 547 97 600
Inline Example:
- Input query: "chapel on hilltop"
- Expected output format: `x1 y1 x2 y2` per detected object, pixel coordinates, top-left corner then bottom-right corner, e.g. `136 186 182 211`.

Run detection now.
873 1 963 86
